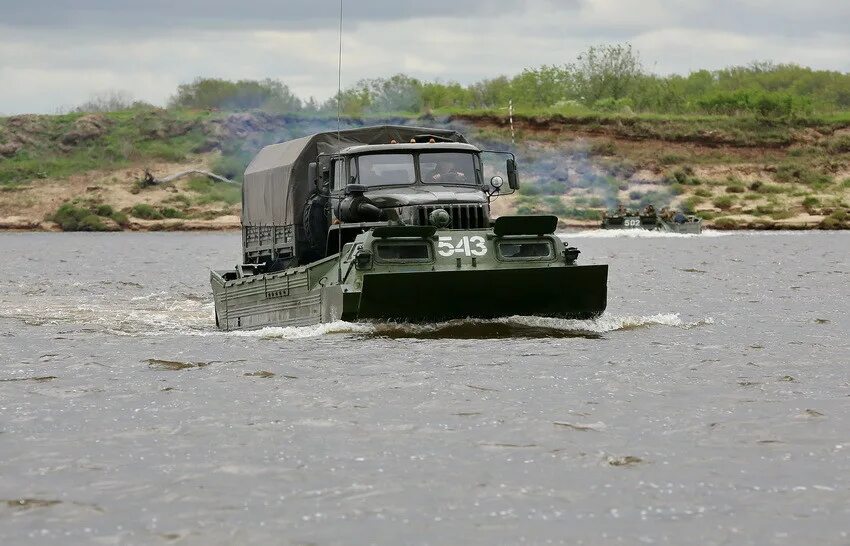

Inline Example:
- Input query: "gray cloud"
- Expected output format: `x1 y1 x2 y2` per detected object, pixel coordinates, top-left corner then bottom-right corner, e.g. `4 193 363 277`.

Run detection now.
3 0 529 30
0 0 848 115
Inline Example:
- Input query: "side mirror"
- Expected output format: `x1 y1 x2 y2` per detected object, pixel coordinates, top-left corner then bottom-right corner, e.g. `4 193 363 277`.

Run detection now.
308 162 318 190
506 158 519 190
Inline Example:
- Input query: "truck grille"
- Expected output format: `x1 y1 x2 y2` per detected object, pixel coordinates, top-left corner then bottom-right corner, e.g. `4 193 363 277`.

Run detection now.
415 204 487 229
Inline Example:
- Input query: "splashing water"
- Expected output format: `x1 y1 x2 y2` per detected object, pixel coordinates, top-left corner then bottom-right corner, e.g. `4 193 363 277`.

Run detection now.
0 288 712 340
560 229 730 239
0 292 214 334
2 233 846 545
197 313 714 340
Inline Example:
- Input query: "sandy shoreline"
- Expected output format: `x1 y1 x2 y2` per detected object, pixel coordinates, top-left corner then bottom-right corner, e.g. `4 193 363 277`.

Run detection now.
0 216 242 232
1 215 840 232
2 113 847 233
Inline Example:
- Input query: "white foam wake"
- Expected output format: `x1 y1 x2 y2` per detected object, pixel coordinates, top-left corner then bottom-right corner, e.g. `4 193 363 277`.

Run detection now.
204 313 714 340
559 229 729 239
0 294 214 334
200 320 375 339
1 289 713 339
487 312 713 332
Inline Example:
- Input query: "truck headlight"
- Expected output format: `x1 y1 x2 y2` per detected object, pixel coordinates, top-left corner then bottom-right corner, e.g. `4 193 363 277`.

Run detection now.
429 209 451 228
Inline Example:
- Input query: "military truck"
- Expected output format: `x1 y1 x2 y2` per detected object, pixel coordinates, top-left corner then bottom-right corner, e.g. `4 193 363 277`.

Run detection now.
602 206 702 234
211 125 608 330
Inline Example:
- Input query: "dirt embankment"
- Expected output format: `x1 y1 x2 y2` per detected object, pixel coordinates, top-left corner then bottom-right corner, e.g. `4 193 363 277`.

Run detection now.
0 155 241 232
454 113 850 230
450 113 850 149
1 111 849 231
0 111 304 231
0 111 421 232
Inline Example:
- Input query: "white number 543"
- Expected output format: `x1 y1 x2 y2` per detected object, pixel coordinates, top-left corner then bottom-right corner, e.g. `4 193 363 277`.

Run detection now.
438 236 487 257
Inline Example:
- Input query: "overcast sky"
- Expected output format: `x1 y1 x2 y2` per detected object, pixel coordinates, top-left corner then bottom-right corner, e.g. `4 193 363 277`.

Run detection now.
2 0 849 114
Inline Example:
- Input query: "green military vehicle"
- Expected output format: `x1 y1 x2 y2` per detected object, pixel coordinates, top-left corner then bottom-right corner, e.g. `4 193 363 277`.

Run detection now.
601 206 702 234
211 125 608 330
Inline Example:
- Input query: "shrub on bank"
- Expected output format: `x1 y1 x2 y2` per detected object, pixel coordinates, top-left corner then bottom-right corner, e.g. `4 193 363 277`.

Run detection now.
752 181 784 194
561 207 603 220
713 195 734 210
682 195 705 212
543 196 569 216
131 203 163 220
111 211 129 227
770 210 794 220
775 164 832 187
826 135 850 154
664 167 699 186
160 207 185 219
514 194 542 215
819 208 848 229
802 196 820 212
94 204 114 217
49 202 117 231
712 217 741 229
725 177 746 193
186 176 241 205
696 89 812 118
129 203 190 220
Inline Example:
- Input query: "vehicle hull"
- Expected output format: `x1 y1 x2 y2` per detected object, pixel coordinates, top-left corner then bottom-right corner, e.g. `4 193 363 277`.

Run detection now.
211 227 609 331
601 214 702 234
356 265 607 322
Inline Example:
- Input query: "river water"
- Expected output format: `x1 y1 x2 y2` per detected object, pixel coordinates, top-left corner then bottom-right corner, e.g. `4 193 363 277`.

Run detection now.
0 231 848 545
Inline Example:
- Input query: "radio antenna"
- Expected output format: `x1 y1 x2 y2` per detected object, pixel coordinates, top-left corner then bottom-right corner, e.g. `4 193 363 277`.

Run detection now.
335 0 345 282
336 0 344 141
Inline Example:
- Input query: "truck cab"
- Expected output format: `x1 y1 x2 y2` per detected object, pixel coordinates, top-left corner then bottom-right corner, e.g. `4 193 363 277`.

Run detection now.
315 141 518 258
240 125 517 270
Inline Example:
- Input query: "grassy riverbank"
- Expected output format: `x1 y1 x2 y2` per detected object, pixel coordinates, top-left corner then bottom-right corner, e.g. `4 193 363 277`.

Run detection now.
1 109 848 231
466 112 850 230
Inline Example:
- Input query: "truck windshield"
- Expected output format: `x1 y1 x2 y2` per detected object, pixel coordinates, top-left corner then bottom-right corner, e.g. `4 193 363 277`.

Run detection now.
420 152 477 185
357 154 416 187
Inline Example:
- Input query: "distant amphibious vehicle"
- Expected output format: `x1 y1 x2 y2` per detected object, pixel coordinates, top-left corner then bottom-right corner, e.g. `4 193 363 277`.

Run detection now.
602 205 702 234
211 126 608 330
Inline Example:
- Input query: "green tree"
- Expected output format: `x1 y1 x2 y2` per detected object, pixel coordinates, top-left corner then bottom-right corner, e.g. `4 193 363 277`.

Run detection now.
510 65 572 107
569 43 644 104
468 76 513 109
421 81 471 110
169 78 302 112
362 74 423 113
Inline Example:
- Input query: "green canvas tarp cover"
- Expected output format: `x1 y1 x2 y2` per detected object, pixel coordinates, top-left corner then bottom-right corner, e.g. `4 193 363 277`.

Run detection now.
242 125 468 227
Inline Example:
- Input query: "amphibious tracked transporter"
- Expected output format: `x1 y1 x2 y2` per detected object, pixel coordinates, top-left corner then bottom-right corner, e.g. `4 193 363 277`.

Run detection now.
211 125 608 330
602 206 702 234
